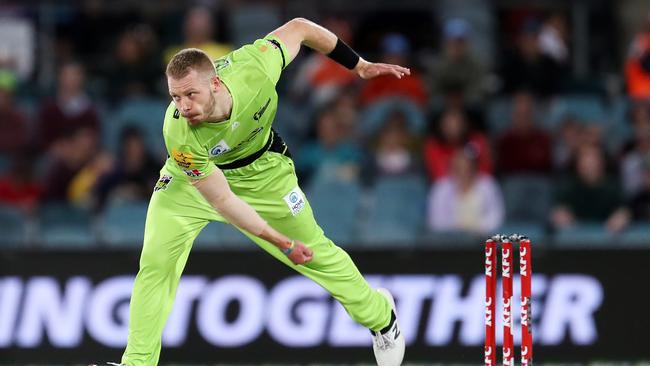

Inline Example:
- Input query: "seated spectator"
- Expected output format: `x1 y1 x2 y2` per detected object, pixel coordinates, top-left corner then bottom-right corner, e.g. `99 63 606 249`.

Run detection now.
496 91 552 175
0 150 42 213
359 33 427 107
621 103 650 196
95 126 160 210
551 145 630 233
629 153 650 221
424 108 492 180
38 61 100 151
42 126 99 203
538 13 570 66
0 69 29 154
362 110 423 185
625 14 650 100
427 146 504 234
163 6 232 64
105 26 161 102
295 109 362 186
291 17 358 106
428 18 487 105
500 18 560 97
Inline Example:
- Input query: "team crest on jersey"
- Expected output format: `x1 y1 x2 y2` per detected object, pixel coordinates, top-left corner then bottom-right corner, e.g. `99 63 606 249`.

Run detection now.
209 140 231 157
183 169 203 178
154 175 173 192
283 186 306 216
172 148 194 169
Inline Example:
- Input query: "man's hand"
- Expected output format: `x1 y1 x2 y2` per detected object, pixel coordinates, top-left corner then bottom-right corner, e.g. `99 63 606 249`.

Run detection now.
286 240 314 265
354 59 411 80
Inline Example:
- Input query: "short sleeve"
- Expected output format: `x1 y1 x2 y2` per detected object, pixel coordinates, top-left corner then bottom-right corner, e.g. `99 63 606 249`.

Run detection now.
170 143 215 180
240 35 291 85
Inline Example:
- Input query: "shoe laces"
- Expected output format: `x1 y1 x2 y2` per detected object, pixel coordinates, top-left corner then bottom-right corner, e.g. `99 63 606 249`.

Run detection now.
373 330 395 350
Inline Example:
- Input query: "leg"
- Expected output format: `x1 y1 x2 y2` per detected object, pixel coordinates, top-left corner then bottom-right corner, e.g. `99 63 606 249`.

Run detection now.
122 171 219 366
226 152 392 332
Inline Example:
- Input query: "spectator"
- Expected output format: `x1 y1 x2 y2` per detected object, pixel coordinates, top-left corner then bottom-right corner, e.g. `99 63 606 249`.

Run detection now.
295 108 362 186
496 91 552 175
625 13 650 100
629 153 650 221
427 146 504 234
291 17 358 106
362 110 423 185
538 13 569 66
163 6 232 64
0 69 30 155
428 18 487 104
553 115 585 172
95 126 160 210
500 18 560 97
42 126 99 203
0 150 42 213
359 33 428 107
105 26 162 102
621 103 650 196
38 61 100 151
0 12 35 80
423 108 492 180
551 145 630 233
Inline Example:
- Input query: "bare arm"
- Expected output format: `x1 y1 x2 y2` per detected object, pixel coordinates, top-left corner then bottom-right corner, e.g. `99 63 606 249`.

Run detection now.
269 17 411 79
191 169 313 264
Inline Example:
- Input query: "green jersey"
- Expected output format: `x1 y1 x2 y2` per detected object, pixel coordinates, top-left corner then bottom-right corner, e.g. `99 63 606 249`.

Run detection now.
162 35 291 179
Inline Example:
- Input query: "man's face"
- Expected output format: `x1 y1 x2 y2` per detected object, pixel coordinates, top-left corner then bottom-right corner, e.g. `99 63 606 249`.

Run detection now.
168 69 217 125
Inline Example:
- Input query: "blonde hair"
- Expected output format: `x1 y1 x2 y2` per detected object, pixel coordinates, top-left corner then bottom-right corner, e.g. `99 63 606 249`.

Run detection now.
165 48 215 79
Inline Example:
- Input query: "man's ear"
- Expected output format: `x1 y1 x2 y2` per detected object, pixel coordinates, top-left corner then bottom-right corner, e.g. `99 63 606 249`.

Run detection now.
211 75 221 92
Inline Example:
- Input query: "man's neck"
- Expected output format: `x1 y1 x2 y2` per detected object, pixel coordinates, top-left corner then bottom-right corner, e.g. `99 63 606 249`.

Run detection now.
206 88 233 123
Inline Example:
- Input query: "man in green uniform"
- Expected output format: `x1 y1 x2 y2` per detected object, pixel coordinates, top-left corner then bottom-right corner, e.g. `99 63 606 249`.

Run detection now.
118 17 410 366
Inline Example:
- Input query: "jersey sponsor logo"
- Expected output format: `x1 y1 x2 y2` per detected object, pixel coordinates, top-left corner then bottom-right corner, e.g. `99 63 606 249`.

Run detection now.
253 98 271 121
172 148 194 169
173 109 180 119
214 58 231 72
154 175 173 192
183 169 203 178
231 121 240 131
209 140 231 157
283 186 306 216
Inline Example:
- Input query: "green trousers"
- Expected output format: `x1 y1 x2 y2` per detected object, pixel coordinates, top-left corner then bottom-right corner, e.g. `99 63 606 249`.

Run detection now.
121 151 392 366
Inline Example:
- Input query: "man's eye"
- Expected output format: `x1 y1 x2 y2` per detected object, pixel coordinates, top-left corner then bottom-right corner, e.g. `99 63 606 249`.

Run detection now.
188 92 195 97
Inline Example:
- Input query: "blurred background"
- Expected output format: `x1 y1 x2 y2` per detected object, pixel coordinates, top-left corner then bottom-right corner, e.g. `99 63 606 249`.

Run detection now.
1 0 650 365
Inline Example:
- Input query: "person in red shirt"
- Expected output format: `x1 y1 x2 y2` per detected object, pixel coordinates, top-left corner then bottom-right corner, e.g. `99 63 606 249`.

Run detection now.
0 69 30 155
625 14 650 100
496 91 552 175
359 33 427 107
0 150 42 213
423 108 492 180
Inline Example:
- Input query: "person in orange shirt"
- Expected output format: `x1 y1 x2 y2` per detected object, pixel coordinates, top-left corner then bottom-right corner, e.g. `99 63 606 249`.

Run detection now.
625 14 650 100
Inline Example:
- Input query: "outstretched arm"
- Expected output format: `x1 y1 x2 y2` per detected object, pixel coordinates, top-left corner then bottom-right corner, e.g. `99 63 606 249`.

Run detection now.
269 17 411 79
191 169 313 265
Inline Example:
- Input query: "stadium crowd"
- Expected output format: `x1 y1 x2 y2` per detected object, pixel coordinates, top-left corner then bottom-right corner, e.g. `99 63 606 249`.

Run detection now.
1 1 650 246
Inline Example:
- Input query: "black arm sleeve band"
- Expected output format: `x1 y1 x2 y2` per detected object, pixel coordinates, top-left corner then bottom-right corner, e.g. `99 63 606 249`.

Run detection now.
327 38 360 70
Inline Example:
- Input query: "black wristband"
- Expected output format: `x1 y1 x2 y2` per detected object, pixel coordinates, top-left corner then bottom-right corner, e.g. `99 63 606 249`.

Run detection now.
327 38 360 70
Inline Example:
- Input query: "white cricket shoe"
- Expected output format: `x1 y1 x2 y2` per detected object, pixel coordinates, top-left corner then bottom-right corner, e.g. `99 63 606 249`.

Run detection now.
371 288 405 366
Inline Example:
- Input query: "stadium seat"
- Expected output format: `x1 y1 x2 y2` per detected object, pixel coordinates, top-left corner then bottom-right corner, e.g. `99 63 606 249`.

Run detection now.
229 4 281 47
502 175 552 224
99 202 149 247
306 179 362 246
420 230 478 248
38 203 95 247
104 98 169 155
546 94 606 129
620 224 650 248
0 204 28 247
553 223 611 247
359 175 427 246
359 97 426 136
